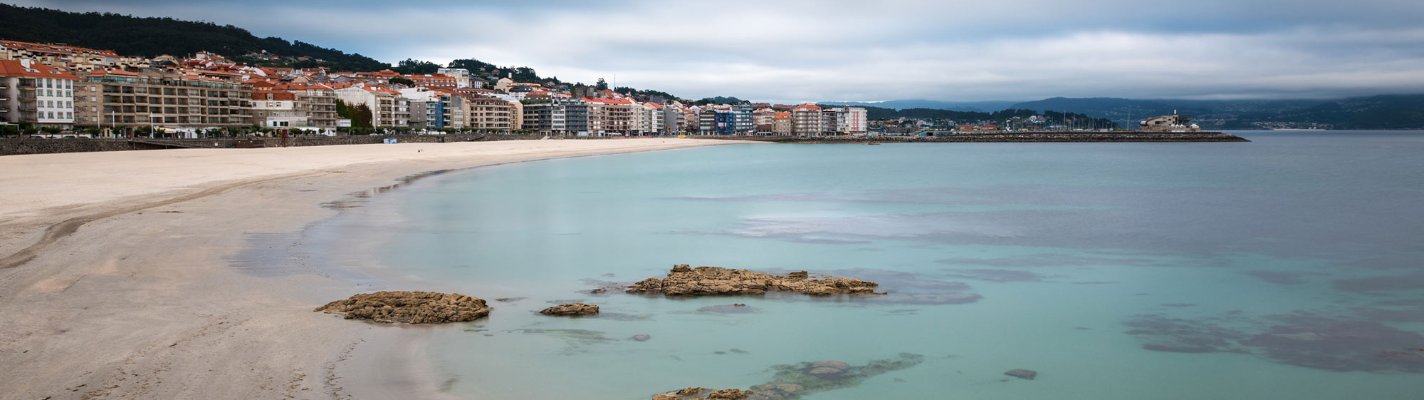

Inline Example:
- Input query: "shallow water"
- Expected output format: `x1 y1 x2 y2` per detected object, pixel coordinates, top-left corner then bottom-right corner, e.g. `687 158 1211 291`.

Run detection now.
306 131 1424 399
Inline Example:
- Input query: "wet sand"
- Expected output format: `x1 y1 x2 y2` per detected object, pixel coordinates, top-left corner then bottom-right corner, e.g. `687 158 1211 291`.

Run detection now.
0 138 746 399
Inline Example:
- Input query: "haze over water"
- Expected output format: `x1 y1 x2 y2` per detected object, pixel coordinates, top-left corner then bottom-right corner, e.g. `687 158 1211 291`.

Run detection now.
305 132 1424 399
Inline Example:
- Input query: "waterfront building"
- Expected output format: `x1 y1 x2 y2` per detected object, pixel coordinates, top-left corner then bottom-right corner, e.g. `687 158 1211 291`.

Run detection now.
639 102 665 135
250 90 310 130
286 84 339 130
791 103 822 136
732 104 755 134
681 106 699 133
399 87 462 130
773 111 792 135
334 85 409 128
1141 113 1201 132
662 104 684 134
465 96 517 132
839 107 868 134
753 108 776 133
74 68 252 134
0 59 78 129
697 106 717 134
522 97 587 136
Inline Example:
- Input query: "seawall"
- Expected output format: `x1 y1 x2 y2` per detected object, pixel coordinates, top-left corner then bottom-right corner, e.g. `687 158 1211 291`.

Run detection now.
0 134 540 156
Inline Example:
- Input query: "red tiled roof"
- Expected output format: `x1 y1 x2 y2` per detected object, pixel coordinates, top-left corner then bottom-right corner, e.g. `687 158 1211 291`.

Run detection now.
0 60 79 80
0 39 120 57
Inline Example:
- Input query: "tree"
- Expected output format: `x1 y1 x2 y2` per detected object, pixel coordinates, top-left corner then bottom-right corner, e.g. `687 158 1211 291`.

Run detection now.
594 78 609 91
335 100 373 129
388 77 414 86
392 58 440 74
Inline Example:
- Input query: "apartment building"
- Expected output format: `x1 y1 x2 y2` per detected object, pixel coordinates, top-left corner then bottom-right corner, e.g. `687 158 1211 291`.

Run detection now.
662 104 683 134
523 97 588 135
435 68 473 88
791 104 823 136
406 74 458 91
334 85 410 128
287 84 339 129
0 59 78 129
250 90 308 129
773 111 792 135
73 68 252 131
753 108 776 133
465 96 517 132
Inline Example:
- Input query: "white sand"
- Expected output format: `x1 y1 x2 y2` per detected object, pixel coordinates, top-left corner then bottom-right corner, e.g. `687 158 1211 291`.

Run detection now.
0 138 745 399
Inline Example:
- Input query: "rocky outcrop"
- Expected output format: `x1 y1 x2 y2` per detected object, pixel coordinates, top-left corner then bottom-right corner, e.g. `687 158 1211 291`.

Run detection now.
315 291 490 324
627 265 881 297
540 303 600 316
651 388 752 400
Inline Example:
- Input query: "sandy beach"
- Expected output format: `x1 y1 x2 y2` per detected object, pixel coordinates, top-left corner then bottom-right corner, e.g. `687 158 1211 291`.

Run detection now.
0 138 743 400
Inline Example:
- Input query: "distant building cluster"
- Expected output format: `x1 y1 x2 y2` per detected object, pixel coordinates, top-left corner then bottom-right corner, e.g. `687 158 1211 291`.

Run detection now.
0 39 866 137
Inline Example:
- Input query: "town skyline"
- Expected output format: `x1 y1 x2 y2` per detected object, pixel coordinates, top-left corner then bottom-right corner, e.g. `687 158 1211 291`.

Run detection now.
7 0 1424 103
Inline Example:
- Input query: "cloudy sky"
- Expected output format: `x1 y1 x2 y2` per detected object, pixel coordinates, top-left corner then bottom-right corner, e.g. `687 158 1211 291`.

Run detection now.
12 0 1424 102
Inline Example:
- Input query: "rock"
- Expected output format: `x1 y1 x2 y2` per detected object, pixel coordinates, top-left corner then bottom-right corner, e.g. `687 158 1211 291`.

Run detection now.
651 387 750 400
627 265 880 297
314 291 490 324
697 303 758 314
657 353 923 400
707 389 752 399
540 303 600 316
590 288 608 294
748 383 802 399
1004 369 1037 380
806 360 851 379
631 334 652 342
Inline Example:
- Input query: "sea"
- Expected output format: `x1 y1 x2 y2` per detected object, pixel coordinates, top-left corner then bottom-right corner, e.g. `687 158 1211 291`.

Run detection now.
292 131 1424 399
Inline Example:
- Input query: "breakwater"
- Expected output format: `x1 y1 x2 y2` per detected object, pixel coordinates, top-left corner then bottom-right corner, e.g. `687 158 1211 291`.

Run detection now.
713 131 1249 143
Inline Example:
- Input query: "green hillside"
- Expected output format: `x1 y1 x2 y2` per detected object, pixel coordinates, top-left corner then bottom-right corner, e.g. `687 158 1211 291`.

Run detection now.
0 3 388 71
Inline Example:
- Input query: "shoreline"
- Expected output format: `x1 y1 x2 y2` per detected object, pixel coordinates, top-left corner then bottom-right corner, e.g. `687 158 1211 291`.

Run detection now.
0 138 748 399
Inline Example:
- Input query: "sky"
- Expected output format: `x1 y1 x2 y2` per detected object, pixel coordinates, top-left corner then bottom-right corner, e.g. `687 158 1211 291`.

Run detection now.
11 0 1424 103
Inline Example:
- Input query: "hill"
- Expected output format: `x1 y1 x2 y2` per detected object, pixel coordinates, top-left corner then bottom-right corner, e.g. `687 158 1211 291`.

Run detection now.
1007 96 1424 129
823 99 1016 112
0 3 388 71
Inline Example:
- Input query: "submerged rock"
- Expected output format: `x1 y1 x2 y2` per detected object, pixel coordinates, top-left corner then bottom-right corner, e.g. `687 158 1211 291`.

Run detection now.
628 265 880 297
697 303 757 314
631 334 652 342
1004 369 1037 380
541 303 600 316
654 353 923 400
315 291 490 324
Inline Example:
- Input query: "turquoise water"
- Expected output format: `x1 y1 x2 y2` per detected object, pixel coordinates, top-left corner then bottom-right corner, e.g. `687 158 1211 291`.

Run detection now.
310 132 1424 399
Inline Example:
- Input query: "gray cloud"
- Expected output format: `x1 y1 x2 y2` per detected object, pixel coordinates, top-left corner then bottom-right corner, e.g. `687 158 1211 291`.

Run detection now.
12 0 1424 101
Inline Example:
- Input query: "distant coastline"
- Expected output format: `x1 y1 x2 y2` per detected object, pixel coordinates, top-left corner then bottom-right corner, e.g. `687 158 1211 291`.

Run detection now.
709 131 1250 143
